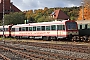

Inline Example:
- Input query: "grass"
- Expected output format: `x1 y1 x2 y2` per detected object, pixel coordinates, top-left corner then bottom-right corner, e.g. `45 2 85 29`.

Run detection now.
0 37 16 41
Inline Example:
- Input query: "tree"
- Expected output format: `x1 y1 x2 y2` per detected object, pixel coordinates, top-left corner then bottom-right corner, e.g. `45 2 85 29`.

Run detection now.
4 12 25 25
70 16 76 20
78 0 90 20
25 10 33 20
37 16 50 22
43 7 49 16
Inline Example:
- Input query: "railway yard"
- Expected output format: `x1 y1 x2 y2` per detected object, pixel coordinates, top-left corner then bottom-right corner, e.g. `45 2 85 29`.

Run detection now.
0 39 90 60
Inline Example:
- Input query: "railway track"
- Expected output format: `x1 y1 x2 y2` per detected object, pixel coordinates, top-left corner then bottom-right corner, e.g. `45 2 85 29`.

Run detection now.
0 46 29 60
15 41 90 53
0 40 90 60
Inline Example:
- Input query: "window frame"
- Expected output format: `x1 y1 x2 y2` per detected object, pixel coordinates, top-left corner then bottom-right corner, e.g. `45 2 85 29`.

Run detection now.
51 25 56 30
29 27 32 31
33 26 36 31
37 26 41 31
46 26 50 31
41 26 45 31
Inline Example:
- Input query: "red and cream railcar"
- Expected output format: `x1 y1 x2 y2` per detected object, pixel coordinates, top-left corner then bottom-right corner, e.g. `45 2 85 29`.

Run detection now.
11 20 79 40
0 25 12 37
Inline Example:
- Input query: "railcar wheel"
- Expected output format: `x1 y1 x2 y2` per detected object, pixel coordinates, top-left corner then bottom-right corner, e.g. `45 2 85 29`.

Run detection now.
88 36 90 42
67 34 73 41
42 36 46 40
83 36 88 42
42 36 51 41
15 36 18 39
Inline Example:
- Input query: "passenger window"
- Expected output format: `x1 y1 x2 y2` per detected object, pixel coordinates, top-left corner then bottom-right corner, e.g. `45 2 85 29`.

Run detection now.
51 25 56 30
5 28 8 31
46 26 50 31
85 24 87 29
22 27 26 31
4 28 6 31
88 24 90 28
12 28 15 31
0 28 3 31
41 26 45 31
29 27 32 31
37 26 41 31
57 25 62 30
33 26 36 31
57 25 65 30
15 28 19 31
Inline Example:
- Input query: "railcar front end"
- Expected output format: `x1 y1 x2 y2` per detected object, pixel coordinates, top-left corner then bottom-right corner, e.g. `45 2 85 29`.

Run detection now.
65 21 79 41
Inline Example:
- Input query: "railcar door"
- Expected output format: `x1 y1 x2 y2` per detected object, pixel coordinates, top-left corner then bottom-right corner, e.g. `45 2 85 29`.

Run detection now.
57 25 65 38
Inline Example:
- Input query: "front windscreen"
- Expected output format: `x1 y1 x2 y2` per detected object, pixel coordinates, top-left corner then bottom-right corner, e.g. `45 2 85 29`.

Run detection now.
66 22 77 30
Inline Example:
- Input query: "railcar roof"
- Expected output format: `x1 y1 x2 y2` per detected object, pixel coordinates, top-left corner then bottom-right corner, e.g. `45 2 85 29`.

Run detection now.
29 20 68 24
12 20 70 27
0 25 10 28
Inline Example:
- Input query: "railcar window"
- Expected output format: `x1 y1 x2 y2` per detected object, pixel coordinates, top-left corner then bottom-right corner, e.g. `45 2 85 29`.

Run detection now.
4 28 5 31
82 24 85 29
29 27 32 31
15 28 19 31
41 26 45 31
33 26 36 31
37 26 41 31
22 27 26 31
0 28 4 31
5 28 8 31
66 22 77 30
0 28 3 31
88 24 90 28
12 28 15 31
46 26 50 31
57 25 61 30
51 25 56 30
57 25 65 30
78 24 80 29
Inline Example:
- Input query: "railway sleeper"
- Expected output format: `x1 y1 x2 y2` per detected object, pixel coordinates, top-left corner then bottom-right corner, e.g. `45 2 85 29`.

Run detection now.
1 45 55 60
0 46 33 59
0 54 11 60
10 46 86 60
0 43 89 60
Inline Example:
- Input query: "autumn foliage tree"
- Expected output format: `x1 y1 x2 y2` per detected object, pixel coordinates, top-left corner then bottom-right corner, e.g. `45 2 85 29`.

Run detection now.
25 7 51 22
78 0 90 20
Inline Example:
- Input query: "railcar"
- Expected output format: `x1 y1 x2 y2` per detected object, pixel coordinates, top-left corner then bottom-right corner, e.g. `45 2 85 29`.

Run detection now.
0 25 12 37
76 20 90 42
11 20 79 41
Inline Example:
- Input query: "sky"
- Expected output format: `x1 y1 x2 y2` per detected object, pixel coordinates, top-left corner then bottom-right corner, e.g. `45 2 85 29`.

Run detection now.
11 0 82 11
